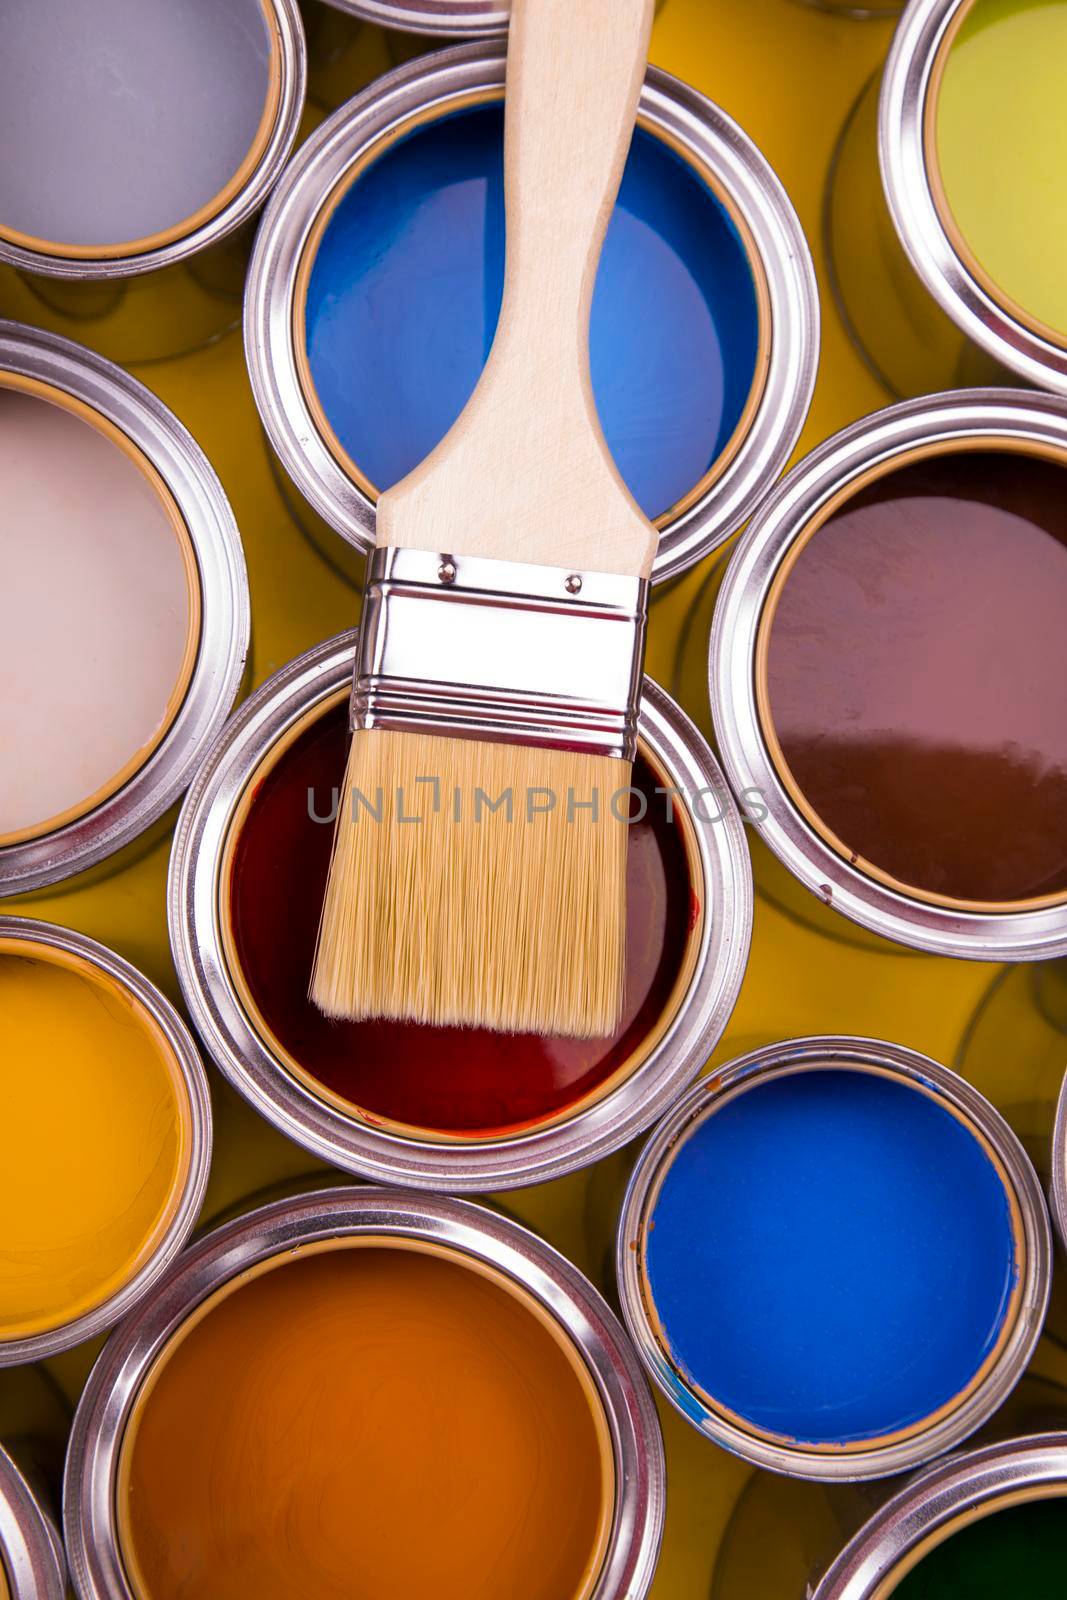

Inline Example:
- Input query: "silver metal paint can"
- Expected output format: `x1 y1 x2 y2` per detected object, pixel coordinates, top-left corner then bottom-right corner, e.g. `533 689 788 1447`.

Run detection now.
827 0 1067 398
0 323 248 897
63 1186 665 1599
168 631 752 1192
244 42 817 589
710 389 1067 961
0 0 306 365
813 1433 1067 1598
0 918 212 1367
616 1036 1052 1481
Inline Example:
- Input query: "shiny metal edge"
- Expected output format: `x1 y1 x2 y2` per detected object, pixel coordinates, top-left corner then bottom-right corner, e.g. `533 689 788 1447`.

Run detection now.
354 549 648 758
63 1187 666 1600
813 1433 1067 1597
880 0 1067 393
1051 1070 1067 1259
0 1445 65 1600
710 387 1067 960
0 322 249 896
315 0 509 34
167 629 753 1192
0 0 307 281
616 1036 1053 1482
243 42 818 585
0 917 213 1366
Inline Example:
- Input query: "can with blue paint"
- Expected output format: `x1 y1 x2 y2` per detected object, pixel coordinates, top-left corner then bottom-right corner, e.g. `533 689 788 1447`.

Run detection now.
617 1036 1051 1480
245 42 817 589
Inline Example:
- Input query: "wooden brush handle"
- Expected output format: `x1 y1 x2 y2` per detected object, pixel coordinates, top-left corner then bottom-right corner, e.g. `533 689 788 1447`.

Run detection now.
376 0 658 580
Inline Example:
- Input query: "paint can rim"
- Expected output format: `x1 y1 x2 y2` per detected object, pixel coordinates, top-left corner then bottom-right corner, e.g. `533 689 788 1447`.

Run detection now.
0 1445 65 1600
1050 1068 1067 1258
311 0 509 34
812 1431 1067 1597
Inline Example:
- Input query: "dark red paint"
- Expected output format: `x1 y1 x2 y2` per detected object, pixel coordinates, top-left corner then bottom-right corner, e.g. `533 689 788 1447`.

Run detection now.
228 701 694 1136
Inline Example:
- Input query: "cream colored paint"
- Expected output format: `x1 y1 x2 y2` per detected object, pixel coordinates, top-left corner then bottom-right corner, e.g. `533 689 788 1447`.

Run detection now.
0 379 198 843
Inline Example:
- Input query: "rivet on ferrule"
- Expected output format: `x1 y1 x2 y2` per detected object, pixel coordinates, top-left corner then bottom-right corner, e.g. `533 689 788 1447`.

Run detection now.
351 547 649 760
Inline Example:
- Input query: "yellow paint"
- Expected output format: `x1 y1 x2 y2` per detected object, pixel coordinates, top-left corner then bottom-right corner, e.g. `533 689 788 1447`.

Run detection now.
933 0 1067 343
0 938 192 1342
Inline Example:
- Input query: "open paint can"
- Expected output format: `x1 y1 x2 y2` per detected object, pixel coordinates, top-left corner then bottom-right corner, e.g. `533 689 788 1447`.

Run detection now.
617 1036 1051 1481
711 389 1067 960
0 1446 64 1600
829 0 1067 397
0 0 305 364
169 632 751 1191
813 1433 1067 1597
64 1186 664 1600
245 42 817 587
0 919 211 1366
0 324 248 896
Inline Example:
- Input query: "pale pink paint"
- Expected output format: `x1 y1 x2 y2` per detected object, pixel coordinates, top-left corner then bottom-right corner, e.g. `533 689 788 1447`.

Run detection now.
0 385 194 839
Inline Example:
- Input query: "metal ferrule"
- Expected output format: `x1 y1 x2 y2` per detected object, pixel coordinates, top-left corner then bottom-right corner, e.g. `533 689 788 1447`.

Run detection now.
352 547 649 761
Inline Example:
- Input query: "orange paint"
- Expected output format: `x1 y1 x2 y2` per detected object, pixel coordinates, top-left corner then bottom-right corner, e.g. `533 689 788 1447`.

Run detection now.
118 1240 614 1600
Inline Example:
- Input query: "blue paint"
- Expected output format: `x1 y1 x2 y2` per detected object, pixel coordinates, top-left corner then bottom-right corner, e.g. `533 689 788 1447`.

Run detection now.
304 102 761 520
644 1069 1018 1445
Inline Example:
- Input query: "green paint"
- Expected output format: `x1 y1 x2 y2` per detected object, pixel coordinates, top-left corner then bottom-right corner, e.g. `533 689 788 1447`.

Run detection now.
891 1495 1067 1597
934 0 1067 340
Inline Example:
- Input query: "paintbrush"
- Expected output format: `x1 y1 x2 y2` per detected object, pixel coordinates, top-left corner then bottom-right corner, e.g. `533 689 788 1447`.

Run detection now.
311 0 657 1037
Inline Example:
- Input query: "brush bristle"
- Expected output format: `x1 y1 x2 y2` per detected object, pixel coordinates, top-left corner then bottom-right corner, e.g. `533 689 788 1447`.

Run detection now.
309 729 630 1037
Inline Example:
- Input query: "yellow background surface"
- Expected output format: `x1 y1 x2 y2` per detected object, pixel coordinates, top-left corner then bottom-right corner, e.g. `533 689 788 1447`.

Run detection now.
7 0 1067 1594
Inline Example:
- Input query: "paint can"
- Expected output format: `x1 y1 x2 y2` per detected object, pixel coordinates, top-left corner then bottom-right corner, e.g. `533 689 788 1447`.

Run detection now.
245 42 817 589
168 631 751 1192
0 324 248 896
0 0 305 365
64 1186 665 1600
828 0 1067 398
0 1446 64 1600
617 1036 1051 1481
0 918 212 1365
813 1433 1067 1597
710 389 1067 960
